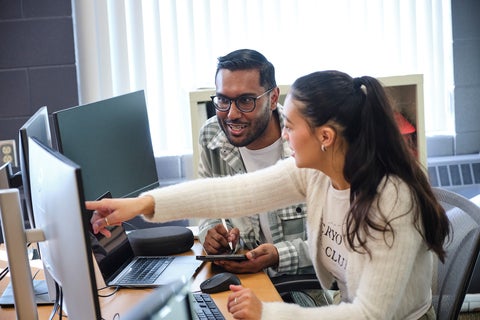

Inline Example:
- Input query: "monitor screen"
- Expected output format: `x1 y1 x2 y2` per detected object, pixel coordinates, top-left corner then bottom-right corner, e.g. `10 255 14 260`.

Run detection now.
18 106 52 229
28 137 101 318
52 90 159 201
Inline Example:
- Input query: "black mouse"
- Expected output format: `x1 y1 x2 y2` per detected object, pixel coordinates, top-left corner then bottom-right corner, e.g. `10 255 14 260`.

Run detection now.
200 272 241 294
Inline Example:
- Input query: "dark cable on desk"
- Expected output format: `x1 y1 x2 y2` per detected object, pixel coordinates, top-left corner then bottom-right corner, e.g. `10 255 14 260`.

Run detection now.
100 312 121 320
48 282 61 320
58 286 64 320
97 286 121 320
31 269 40 279
0 242 35 281
101 313 120 320
98 285 120 297
0 241 39 281
0 266 8 281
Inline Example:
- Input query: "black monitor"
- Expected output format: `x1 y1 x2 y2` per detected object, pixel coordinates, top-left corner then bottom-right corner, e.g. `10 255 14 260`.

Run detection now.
28 137 101 318
52 91 159 201
18 106 52 229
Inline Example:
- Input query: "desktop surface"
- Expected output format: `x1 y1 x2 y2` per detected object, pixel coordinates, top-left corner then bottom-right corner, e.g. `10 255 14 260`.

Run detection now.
0 242 282 320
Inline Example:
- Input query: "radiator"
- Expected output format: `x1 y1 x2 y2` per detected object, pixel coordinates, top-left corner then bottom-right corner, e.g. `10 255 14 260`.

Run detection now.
428 154 480 199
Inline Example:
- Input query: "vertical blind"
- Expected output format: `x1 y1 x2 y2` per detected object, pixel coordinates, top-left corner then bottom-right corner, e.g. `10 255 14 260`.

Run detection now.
72 0 453 156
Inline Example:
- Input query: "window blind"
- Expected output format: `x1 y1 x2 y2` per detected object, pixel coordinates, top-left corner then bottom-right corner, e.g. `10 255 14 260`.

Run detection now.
72 0 453 156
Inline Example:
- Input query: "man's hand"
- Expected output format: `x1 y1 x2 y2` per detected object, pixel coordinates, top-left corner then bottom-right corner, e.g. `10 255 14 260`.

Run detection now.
214 243 279 273
203 223 240 254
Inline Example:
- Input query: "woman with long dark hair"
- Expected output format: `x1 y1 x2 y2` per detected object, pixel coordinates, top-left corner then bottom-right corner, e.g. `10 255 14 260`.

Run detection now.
88 70 449 319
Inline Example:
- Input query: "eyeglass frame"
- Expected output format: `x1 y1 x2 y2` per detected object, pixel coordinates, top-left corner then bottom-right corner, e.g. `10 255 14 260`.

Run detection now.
210 87 275 113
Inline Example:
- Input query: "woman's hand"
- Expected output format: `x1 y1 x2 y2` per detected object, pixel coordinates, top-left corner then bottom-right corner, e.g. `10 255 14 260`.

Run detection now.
227 285 262 320
86 196 154 237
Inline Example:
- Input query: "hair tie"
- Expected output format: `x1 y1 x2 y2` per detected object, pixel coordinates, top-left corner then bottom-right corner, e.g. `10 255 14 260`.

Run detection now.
353 77 367 95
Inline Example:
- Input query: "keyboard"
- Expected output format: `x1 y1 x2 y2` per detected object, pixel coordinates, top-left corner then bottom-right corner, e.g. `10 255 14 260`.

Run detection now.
192 292 225 320
119 257 174 284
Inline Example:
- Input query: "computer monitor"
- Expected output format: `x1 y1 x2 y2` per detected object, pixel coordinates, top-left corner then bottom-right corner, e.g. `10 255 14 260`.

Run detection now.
52 91 178 229
28 137 101 318
52 90 159 202
0 107 55 307
18 106 52 229
122 279 195 320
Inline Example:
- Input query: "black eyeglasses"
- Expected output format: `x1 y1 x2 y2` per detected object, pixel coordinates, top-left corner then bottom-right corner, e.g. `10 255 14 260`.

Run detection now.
210 87 274 113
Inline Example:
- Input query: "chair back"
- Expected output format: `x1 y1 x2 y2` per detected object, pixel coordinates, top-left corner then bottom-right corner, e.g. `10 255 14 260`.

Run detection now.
432 187 480 320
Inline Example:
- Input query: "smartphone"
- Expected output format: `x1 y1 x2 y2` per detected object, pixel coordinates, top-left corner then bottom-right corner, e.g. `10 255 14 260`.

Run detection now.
196 254 248 262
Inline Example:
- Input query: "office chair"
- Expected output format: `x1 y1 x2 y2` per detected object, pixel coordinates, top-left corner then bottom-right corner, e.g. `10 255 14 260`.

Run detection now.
271 273 328 307
432 187 480 320
272 274 323 296
273 274 331 307
273 187 480 316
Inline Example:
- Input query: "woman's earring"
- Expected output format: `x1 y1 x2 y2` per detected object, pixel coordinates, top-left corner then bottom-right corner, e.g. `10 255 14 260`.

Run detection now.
321 145 326 152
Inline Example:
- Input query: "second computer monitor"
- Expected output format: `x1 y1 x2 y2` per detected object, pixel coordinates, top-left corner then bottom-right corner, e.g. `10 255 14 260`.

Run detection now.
18 106 53 229
52 90 159 201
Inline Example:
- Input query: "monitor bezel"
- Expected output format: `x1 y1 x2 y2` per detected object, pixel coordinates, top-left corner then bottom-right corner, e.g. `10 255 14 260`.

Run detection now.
18 106 52 229
28 137 101 318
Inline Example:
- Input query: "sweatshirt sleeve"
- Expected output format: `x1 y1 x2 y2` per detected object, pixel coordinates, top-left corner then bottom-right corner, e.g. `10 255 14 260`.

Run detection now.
141 158 306 224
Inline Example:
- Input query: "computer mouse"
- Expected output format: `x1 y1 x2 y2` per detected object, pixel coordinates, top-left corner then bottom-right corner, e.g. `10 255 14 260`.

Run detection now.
200 272 241 294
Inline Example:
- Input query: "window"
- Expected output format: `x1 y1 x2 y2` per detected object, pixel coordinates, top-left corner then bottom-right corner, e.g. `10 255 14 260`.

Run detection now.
72 0 453 156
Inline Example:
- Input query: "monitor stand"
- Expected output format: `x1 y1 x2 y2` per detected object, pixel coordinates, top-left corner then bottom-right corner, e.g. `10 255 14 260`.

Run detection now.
0 189 38 319
0 247 53 306
0 244 54 306
0 165 55 307
0 280 52 306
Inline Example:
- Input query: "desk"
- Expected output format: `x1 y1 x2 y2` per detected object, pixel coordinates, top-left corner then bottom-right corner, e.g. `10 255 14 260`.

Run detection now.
0 242 282 319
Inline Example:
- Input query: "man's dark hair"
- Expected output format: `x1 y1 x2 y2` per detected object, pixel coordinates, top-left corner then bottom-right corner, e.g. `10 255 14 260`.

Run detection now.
216 49 276 89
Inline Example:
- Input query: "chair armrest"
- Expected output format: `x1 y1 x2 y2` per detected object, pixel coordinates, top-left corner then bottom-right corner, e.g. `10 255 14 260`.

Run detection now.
271 274 323 293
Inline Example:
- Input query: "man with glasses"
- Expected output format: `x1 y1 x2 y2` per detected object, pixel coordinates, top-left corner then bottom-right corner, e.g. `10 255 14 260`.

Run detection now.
198 49 328 306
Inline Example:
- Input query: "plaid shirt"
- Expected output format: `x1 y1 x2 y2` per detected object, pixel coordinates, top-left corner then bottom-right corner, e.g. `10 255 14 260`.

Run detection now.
197 107 313 275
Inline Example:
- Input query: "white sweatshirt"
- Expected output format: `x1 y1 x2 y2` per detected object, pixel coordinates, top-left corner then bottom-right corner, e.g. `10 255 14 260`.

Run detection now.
142 158 432 319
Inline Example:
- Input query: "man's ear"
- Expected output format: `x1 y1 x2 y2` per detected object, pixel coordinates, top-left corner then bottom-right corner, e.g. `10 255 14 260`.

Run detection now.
270 87 280 110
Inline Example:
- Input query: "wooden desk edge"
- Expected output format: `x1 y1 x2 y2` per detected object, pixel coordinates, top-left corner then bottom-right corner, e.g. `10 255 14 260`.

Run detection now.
0 242 282 320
